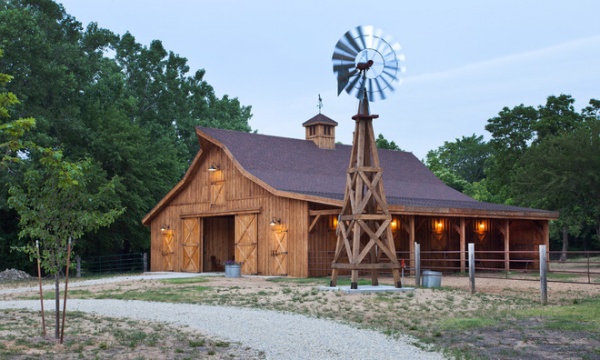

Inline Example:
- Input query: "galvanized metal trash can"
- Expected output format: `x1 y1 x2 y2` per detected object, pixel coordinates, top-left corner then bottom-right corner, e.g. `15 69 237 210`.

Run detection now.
225 264 241 278
422 270 442 288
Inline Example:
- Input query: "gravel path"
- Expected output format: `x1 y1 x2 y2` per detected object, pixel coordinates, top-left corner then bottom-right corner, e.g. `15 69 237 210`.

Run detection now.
0 298 446 359
0 272 205 294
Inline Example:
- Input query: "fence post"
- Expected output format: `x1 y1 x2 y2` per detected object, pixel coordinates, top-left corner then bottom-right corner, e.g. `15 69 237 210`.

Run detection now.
143 252 148 273
76 256 81 278
415 243 421 287
468 243 475 294
539 245 547 305
587 252 591 284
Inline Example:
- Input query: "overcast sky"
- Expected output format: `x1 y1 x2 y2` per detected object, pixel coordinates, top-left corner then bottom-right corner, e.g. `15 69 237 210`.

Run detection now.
58 0 600 160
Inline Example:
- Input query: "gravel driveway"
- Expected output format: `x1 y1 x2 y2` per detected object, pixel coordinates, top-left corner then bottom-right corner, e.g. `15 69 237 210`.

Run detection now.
0 274 446 359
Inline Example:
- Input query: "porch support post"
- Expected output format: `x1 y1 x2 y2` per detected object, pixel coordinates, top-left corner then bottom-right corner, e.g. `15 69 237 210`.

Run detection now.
543 220 550 271
460 218 466 272
503 220 510 272
542 220 550 249
409 215 415 276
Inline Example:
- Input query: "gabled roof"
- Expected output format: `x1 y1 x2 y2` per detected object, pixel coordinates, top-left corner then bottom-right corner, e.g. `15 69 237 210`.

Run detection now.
142 125 558 226
198 127 558 219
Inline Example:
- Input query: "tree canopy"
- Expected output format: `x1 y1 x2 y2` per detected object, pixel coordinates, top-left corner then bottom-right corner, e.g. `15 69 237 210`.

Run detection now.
375 133 403 151
0 0 253 267
425 94 600 251
425 134 490 193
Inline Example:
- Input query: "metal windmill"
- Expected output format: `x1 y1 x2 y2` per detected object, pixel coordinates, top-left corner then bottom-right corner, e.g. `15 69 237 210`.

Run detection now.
330 25 406 289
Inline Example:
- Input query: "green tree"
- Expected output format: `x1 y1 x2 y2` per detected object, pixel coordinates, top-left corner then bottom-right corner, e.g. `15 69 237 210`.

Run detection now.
0 50 36 168
0 49 37 268
424 151 468 192
484 104 538 202
0 0 253 263
8 149 124 338
425 134 490 193
483 95 599 253
375 134 402 151
513 120 599 257
113 32 252 164
535 94 582 143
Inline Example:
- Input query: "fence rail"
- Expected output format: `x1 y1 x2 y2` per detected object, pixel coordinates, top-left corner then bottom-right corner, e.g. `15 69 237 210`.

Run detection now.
78 252 147 276
308 249 600 285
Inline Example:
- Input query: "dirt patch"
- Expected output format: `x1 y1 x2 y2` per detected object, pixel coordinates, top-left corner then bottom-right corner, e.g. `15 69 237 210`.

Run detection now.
0 307 264 359
438 317 600 360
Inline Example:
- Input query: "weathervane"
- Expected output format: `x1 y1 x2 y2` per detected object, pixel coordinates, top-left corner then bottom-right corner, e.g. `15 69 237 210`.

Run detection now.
330 25 406 289
317 94 323 114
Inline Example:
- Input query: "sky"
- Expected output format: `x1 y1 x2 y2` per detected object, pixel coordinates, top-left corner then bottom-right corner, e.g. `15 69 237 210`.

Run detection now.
58 0 600 160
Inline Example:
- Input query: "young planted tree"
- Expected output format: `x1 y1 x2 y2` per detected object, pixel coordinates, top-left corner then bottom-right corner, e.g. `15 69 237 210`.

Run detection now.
8 150 124 339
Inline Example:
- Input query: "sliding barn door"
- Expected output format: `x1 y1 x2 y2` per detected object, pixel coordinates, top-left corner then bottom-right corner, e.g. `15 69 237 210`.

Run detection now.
181 218 202 272
235 214 258 275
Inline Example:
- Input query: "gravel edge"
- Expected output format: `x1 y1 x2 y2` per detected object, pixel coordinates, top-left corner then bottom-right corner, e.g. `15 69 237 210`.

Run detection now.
0 299 446 359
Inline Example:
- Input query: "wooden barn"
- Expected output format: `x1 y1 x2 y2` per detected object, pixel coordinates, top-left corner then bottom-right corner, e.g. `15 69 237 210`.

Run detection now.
141 114 559 277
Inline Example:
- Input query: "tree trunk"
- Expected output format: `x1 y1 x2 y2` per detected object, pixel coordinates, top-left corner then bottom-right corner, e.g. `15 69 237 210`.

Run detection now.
54 272 60 339
559 226 569 262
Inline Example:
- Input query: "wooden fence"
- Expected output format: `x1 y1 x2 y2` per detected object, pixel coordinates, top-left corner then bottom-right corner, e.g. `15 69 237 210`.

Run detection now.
308 247 600 285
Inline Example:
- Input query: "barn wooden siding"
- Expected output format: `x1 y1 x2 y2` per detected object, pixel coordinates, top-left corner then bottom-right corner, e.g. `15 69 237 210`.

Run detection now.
149 146 309 277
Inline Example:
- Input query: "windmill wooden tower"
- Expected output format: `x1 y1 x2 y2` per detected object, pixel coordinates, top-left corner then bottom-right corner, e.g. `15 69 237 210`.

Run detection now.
330 25 406 289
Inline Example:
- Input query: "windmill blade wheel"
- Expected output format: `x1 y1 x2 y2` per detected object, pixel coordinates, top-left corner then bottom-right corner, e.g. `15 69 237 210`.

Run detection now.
332 25 406 102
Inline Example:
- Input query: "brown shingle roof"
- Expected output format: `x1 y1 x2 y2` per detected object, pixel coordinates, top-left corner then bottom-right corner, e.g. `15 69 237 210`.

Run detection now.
198 126 557 218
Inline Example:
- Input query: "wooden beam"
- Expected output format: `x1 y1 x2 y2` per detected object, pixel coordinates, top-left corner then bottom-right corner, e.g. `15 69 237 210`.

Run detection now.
308 214 322 233
347 166 384 173
339 214 391 221
180 207 261 218
331 262 401 270
308 209 340 216
385 206 559 221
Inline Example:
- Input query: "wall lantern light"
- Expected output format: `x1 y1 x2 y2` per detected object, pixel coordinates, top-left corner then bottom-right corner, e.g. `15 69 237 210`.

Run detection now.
432 219 444 241
475 220 487 233
474 220 488 241
208 163 220 172
330 215 339 230
270 217 281 227
433 219 444 233
160 224 170 232
390 217 399 231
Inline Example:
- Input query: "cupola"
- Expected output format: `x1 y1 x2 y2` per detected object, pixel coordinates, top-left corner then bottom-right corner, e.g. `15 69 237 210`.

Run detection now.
302 113 338 150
